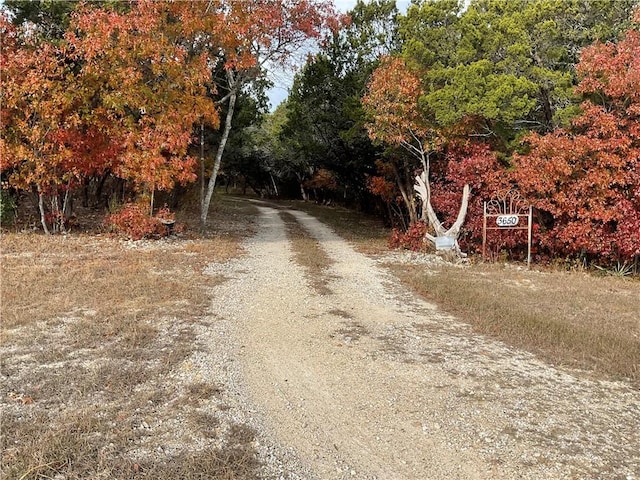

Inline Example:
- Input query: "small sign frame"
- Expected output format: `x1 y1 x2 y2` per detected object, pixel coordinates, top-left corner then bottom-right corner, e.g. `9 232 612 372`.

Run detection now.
434 236 456 250
483 189 533 267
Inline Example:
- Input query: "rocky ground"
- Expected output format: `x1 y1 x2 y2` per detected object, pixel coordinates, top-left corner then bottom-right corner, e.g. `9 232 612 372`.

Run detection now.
2 203 638 479
198 205 640 480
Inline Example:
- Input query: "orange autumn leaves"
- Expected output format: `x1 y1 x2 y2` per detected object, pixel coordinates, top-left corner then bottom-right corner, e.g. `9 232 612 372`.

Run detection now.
1 0 340 204
363 57 433 150
1 2 217 198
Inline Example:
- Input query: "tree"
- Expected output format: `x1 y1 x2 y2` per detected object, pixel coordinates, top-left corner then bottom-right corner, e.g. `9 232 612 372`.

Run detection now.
4 0 83 39
0 13 102 233
198 0 341 229
363 56 471 253
283 0 400 208
379 0 637 259
513 10 640 264
399 0 637 139
3 0 128 39
1 2 219 231
67 2 219 212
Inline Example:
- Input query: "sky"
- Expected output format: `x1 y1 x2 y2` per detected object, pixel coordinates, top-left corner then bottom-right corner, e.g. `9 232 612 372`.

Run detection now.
265 0 410 111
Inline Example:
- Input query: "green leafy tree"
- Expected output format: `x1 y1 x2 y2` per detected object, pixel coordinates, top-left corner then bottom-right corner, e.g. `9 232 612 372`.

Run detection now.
400 0 637 139
196 0 341 229
283 0 400 205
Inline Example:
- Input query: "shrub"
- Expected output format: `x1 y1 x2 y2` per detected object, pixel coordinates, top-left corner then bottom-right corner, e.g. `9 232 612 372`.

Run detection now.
104 203 169 240
0 189 17 226
389 221 430 252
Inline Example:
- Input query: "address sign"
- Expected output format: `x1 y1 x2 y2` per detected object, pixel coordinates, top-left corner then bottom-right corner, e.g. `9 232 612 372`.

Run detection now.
496 215 519 227
483 189 533 267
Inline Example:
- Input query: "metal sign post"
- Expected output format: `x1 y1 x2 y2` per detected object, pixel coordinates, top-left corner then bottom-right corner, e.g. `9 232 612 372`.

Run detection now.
482 189 533 267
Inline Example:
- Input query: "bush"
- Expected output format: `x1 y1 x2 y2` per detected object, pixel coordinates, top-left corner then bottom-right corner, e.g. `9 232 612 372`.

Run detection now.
104 203 172 240
0 189 17 227
389 221 430 252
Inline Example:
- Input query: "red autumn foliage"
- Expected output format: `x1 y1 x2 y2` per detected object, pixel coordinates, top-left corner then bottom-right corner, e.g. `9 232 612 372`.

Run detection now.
367 175 397 202
513 17 640 263
305 168 338 191
389 221 430 252
429 141 535 257
104 203 172 241
363 56 433 147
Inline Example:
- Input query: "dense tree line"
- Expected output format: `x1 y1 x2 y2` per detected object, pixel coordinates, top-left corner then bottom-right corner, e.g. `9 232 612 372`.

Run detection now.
1 0 338 232
275 0 639 266
1 0 638 266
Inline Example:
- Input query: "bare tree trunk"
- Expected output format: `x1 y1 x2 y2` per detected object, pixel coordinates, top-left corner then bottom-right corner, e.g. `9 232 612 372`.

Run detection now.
51 195 61 233
61 185 72 233
269 173 278 197
415 172 470 256
83 180 90 208
200 80 237 231
200 121 205 210
392 162 417 225
95 172 109 208
38 191 50 235
296 173 308 201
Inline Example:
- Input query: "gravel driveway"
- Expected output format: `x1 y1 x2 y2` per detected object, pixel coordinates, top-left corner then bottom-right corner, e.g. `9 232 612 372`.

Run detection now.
204 205 639 480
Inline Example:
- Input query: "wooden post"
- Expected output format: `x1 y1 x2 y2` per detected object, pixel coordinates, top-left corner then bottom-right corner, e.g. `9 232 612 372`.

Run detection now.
482 201 487 261
527 205 533 268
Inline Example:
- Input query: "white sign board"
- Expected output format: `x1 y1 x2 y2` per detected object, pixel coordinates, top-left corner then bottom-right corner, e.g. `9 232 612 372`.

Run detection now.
483 190 533 267
496 215 519 227
434 236 455 250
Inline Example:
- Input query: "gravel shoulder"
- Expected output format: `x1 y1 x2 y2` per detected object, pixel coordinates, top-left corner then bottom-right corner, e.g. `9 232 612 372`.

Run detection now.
205 205 640 480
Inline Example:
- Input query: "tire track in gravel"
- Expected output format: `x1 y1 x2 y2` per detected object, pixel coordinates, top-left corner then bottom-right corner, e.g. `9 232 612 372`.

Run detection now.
211 205 640 480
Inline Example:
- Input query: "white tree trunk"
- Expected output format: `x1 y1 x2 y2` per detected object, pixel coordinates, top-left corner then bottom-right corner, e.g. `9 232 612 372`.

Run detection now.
200 77 237 230
38 191 50 235
414 171 470 256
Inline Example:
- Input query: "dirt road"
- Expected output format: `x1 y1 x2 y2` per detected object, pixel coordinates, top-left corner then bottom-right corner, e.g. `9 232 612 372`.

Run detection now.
209 205 639 480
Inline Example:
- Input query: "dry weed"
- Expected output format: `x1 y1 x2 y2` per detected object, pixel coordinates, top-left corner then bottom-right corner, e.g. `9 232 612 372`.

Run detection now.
283 201 389 255
389 263 640 383
286 201 640 384
280 211 335 295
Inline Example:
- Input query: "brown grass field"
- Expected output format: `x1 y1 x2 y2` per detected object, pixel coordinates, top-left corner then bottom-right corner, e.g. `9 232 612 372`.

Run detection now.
1 197 262 480
1 195 639 479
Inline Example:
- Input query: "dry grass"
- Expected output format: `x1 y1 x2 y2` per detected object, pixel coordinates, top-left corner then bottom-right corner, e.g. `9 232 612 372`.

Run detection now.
4 193 638 478
389 263 640 384
0 196 262 480
280 211 335 295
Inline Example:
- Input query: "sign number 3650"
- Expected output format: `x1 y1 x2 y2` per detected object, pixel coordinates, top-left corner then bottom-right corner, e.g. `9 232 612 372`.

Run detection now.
496 215 520 227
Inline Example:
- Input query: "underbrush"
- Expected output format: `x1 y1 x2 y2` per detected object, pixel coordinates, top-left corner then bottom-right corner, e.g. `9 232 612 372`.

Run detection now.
104 203 180 240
